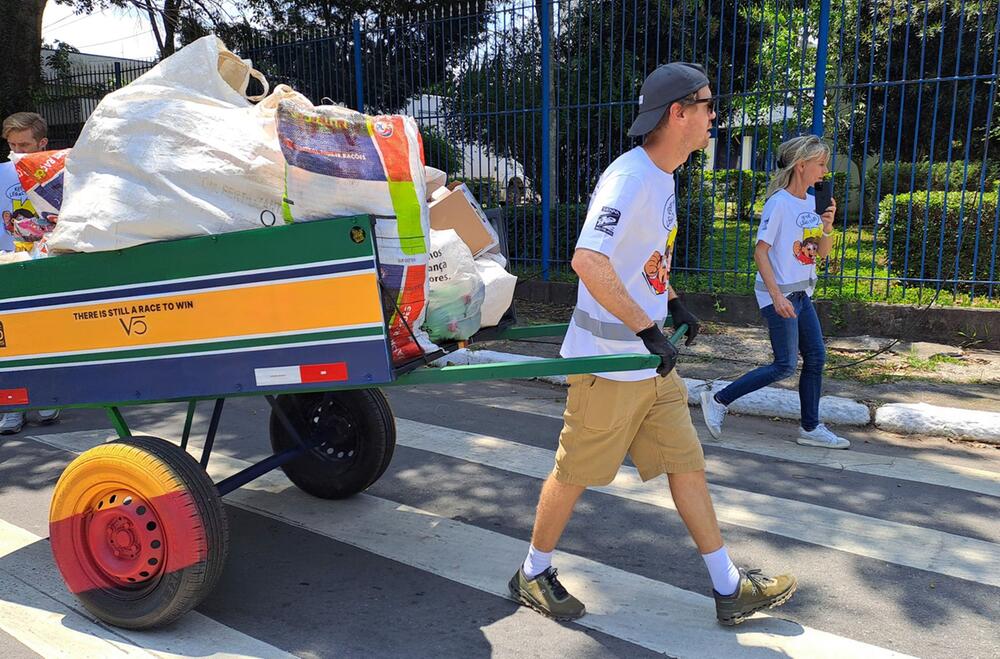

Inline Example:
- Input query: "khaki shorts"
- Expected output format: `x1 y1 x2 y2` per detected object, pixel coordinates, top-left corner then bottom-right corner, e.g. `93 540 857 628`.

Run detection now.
553 370 705 487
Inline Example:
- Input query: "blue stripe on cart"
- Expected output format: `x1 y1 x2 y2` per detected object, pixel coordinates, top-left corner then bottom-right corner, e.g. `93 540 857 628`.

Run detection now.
1 339 394 409
0 259 376 312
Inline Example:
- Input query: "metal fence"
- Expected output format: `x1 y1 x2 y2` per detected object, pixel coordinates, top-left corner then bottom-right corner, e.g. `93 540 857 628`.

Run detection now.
39 61 154 149
43 0 1000 304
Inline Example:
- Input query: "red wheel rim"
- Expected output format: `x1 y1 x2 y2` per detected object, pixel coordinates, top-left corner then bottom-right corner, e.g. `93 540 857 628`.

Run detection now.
82 490 165 586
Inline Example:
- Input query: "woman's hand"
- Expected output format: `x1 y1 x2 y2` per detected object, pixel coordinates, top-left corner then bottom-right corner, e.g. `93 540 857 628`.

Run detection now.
772 294 797 318
821 197 837 232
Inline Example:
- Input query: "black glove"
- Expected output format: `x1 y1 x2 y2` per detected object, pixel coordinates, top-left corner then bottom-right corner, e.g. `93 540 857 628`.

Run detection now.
668 297 700 346
636 324 678 377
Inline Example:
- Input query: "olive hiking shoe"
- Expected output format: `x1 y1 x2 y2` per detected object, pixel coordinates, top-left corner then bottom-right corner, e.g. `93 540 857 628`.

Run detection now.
714 568 797 626
508 566 586 621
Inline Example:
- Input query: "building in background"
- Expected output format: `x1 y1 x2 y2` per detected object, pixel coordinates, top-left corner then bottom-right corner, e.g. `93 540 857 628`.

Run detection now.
38 48 153 148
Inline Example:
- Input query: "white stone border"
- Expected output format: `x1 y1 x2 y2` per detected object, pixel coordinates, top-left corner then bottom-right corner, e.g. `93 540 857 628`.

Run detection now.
432 349 872 427
875 403 1000 443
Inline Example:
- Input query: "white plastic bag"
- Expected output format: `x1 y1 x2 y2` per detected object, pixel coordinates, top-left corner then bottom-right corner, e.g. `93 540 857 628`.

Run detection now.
424 229 485 341
475 252 517 327
48 36 308 253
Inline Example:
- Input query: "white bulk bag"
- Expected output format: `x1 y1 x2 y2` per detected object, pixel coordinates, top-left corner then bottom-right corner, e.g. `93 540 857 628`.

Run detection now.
48 36 307 252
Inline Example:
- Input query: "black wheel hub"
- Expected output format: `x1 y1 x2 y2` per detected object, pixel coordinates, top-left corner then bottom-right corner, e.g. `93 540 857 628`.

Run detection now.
298 397 363 472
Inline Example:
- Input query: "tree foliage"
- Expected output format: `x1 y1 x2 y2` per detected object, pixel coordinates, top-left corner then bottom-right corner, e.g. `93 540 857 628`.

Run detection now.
450 1 772 202
0 0 46 159
827 0 999 166
221 1 494 111
55 1 230 59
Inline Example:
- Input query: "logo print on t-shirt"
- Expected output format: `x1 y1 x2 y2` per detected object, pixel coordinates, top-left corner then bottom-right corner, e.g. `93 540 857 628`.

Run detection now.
662 195 677 232
795 211 821 228
4 184 24 202
594 206 621 236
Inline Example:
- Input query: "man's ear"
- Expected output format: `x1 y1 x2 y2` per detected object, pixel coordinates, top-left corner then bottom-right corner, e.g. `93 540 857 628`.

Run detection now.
39 138 48 150
668 101 685 121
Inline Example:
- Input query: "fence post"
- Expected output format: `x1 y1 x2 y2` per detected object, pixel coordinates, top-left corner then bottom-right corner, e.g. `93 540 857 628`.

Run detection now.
352 18 364 112
113 62 122 89
812 0 831 136
540 0 552 280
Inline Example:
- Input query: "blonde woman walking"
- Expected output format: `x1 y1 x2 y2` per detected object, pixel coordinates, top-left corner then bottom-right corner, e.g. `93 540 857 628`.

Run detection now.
700 135 849 449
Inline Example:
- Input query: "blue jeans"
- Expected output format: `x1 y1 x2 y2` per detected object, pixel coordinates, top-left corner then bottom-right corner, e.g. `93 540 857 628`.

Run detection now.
715 292 825 431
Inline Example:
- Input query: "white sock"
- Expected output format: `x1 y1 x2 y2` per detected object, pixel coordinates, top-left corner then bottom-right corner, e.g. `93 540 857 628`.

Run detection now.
701 546 740 596
522 545 553 579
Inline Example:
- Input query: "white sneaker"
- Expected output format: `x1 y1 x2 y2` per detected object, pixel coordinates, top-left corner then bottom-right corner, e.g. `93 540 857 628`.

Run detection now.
797 424 850 449
700 390 728 439
36 409 61 425
0 412 25 435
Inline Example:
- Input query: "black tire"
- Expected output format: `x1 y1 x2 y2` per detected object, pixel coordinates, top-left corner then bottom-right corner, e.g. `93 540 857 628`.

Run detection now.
269 389 396 499
49 435 229 630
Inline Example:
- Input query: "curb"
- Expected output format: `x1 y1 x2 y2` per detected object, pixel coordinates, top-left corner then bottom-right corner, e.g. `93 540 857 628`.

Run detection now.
875 404 1000 444
433 349 872 427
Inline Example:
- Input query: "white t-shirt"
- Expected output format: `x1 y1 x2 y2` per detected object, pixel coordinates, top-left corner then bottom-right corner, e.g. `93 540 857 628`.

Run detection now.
754 189 821 309
0 162 22 252
560 147 678 381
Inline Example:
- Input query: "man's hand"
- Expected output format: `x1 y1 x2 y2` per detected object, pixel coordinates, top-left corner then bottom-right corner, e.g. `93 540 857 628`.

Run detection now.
668 297 700 345
636 324 678 376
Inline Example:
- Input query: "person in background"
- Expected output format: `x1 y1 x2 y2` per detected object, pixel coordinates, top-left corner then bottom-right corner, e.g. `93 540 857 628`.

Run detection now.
699 135 849 449
0 112 60 434
508 63 797 626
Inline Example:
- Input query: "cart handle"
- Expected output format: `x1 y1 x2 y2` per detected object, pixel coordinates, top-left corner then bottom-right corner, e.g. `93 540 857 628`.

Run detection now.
492 317 682 342
394 324 688 387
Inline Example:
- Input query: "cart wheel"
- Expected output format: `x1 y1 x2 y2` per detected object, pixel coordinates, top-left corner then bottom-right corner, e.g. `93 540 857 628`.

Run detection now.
269 389 396 499
49 436 229 630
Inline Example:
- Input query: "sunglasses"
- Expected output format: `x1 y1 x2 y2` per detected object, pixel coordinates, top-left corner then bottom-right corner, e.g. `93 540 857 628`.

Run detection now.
684 96 719 113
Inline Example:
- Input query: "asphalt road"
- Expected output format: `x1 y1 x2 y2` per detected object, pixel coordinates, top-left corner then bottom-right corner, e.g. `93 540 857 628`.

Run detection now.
1 377 998 658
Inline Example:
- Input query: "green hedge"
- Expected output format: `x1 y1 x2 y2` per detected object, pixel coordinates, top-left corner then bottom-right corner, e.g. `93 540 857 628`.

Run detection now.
828 171 850 204
681 169 848 220
880 190 999 288
504 201 714 269
702 170 769 209
865 161 1000 221
676 169 768 219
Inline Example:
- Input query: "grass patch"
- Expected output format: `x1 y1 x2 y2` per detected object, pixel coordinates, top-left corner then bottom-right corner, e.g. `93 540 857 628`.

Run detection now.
512 214 1000 309
904 353 965 371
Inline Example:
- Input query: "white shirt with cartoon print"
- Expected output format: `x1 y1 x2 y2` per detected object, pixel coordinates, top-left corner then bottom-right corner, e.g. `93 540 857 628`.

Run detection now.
0 162 22 252
561 147 678 381
754 189 822 309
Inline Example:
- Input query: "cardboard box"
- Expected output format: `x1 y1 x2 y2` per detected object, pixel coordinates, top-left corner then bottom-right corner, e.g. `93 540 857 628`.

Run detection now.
428 182 499 257
424 166 447 200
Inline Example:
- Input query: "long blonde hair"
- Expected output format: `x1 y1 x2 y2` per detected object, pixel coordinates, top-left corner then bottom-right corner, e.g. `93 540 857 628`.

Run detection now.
766 135 832 199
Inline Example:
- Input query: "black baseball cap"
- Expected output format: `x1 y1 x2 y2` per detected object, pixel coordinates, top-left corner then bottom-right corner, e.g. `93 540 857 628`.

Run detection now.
627 62 710 137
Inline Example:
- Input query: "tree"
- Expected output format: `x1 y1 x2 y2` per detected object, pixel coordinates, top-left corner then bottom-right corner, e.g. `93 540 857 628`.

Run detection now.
450 0 770 203
0 0 46 158
228 1 495 111
827 0 999 167
55 1 229 59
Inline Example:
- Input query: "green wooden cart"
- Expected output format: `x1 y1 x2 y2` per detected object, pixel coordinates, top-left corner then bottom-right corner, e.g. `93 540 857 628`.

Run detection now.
0 215 682 629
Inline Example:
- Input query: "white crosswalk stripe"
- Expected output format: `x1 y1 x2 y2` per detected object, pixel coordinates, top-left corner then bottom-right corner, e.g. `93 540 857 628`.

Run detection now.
0 518 293 659
464 395 1000 498
20 428 922 657
390 418 1000 587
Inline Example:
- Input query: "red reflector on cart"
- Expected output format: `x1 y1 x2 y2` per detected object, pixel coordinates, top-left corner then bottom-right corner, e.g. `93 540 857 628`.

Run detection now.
254 363 348 387
299 363 348 383
0 388 29 405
